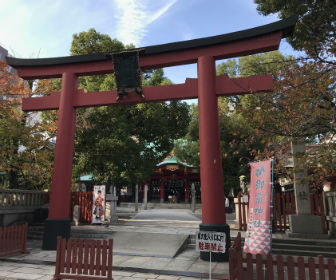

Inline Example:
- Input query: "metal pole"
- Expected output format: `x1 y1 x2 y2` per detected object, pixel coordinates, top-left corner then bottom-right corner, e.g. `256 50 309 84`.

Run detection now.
209 250 212 280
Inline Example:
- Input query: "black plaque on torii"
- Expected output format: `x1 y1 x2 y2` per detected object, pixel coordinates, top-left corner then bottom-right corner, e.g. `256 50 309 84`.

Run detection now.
108 50 144 101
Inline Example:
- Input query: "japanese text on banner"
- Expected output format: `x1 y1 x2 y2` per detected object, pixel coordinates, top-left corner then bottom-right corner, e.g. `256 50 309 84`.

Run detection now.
243 160 272 255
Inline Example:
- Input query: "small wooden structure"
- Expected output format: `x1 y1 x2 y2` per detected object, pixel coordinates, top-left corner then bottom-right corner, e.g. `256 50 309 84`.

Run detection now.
235 191 327 233
71 192 93 224
0 223 28 257
53 237 113 280
229 232 336 280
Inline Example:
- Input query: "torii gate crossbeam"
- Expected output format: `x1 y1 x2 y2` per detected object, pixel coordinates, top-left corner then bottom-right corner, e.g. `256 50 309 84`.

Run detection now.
6 16 296 261
22 75 272 111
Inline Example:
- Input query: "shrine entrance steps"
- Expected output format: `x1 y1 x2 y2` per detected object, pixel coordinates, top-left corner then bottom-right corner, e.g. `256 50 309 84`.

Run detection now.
120 202 202 210
231 232 336 259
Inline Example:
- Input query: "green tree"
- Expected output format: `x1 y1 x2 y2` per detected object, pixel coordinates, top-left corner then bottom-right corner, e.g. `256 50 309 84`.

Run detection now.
254 1 336 184
175 52 302 194
0 61 54 189
255 0 336 61
69 29 190 188
253 1 335 137
174 99 266 195
70 28 125 92
229 51 335 185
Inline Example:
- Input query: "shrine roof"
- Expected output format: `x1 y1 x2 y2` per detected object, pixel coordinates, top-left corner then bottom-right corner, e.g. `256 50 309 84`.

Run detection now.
79 174 94 181
156 152 194 169
6 16 297 68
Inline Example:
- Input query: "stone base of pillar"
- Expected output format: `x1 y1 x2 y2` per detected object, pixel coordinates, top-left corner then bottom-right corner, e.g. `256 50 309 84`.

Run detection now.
110 214 118 222
72 205 79 226
106 194 118 223
42 218 71 250
287 214 323 235
160 198 164 203
199 223 230 262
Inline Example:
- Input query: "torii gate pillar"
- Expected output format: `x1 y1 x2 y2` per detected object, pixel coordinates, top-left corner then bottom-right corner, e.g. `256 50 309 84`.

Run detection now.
6 15 297 260
43 72 77 249
198 56 229 261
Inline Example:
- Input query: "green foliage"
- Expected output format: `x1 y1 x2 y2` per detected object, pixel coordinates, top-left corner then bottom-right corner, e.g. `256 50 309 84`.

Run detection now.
71 28 124 55
218 52 335 185
216 59 238 78
174 99 266 193
70 29 190 187
176 51 334 192
254 0 336 183
174 139 200 168
0 62 54 190
255 0 336 59
74 101 189 186
71 28 124 92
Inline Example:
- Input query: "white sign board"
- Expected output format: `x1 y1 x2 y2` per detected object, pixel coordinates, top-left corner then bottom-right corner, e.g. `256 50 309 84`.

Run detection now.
195 231 226 253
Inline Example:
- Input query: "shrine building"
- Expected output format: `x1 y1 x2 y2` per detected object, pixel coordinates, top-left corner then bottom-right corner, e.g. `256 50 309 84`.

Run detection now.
145 152 200 203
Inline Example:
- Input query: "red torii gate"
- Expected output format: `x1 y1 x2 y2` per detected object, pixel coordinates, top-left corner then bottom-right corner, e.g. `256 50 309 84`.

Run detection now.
6 16 296 260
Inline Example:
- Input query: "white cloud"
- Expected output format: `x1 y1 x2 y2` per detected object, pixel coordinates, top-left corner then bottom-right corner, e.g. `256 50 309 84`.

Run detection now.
0 0 176 58
0 0 72 57
0 0 119 58
113 0 177 46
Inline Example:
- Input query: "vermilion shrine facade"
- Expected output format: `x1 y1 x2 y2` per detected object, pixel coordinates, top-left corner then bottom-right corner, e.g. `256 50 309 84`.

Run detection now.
6 16 296 261
148 153 200 203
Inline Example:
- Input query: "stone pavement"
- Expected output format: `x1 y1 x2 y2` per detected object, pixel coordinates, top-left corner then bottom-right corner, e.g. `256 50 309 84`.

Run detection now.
0 242 230 279
0 260 228 280
0 208 233 280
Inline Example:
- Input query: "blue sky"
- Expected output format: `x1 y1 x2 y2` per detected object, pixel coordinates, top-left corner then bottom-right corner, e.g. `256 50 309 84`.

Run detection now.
0 0 297 84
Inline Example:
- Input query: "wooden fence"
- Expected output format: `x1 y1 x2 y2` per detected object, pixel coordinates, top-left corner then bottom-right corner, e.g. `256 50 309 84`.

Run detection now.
229 232 336 280
53 237 113 280
0 223 28 257
71 192 93 224
237 193 249 231
229 232 244 280
236 192 327 233
273 191 296 231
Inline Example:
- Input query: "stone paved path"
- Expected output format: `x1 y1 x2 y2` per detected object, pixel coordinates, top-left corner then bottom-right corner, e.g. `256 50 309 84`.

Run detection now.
0 208 231 279
0 260 208 280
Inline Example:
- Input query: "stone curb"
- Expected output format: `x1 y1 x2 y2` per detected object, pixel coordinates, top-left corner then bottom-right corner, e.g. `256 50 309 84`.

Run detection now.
0 257 229 280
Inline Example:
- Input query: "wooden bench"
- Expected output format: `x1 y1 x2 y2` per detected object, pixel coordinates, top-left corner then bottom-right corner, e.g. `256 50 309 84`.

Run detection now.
0 223 28 257
53 237 113 280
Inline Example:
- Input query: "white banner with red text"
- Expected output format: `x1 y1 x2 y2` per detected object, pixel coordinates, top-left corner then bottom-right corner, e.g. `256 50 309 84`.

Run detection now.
243 159 272 255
